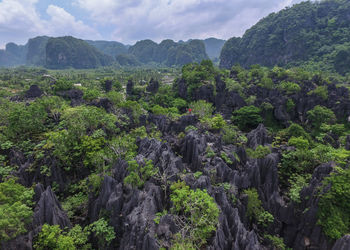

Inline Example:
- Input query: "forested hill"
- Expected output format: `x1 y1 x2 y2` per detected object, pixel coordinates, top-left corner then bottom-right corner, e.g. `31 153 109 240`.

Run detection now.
45 37 114 69
119 39 209 66
0 37 217 68
220 0 350 75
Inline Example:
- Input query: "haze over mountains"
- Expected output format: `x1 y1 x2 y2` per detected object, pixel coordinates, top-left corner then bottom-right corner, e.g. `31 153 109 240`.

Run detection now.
0 36 225 69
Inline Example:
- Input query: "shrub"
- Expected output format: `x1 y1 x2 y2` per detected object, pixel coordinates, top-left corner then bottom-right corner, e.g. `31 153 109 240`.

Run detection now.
288 174 310 203
264 234 286 250
172 98 187 110
83 88 100 101
170 181 219 247
246 145 271 159
53 79 73 92
206 146 215 158
318 167 350 239
232 106 262 131
279 81 301 94
288 136 309 150
225 78 243 95
307 105 336 128
0 179 34 242
287 123 312 142
260 77 274 89
88 218 116 248
308 85 328 100
200 114 226 130
286 99 295 112
244 188 273 227
221 152 233 164
34 224 90 250
221 124 237 144
107 91 124 105
189 100 214 119
124 159 157 188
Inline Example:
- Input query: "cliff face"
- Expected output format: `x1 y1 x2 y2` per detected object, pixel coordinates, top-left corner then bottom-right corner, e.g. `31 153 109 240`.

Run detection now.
220 0 350 75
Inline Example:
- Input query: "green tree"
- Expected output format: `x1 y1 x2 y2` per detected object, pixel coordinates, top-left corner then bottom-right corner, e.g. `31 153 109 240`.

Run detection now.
307 105 336 127
170 181 219 247
0 179 34 242
232 106 263 131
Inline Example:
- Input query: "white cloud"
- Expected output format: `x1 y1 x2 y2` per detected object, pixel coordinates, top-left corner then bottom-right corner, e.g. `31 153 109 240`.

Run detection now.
76 0 306 44
45 5 100 39
0 0 99 47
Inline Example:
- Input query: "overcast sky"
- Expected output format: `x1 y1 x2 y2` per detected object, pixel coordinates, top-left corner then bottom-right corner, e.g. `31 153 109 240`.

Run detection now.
0 0 306 48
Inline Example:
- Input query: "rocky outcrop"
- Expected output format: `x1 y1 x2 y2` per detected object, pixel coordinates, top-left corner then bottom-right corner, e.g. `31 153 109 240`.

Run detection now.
181 131 206 172
247 124 271 149
89 98 114 113
146 78 159 93
126 79 134 96
25 85 43 98
104 79 112 92
57 89 83 106
333 235 350 250
283 163 334 250
33 185 71 229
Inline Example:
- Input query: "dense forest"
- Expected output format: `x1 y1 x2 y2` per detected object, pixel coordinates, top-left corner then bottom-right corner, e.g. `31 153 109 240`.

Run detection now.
0 61 350 249
220 0 350 75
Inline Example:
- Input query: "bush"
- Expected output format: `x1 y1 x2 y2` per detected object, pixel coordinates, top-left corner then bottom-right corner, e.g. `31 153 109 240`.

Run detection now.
288 136 309 150
244 188 274 227
288 174 310 203
287 123 312 142
53 79 73 92
279 81 301 94
232 106 263 131
0 179 34 242
124 159 157 188
88 218 116 248
286 99 295 112
221 152 233 164
189 100 214 119
307 105 336 128
264 234 286 250
246 145 271 159
170 181 219 247
107 91 124 105
221 124 238 144
318 167 350 239
83 88 100 101
200 114 226 130
308 85 328 100
34 224 90 250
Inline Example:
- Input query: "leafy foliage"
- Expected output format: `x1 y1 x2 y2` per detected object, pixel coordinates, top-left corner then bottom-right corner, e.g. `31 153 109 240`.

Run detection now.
318 167 350 240
232 106 262 131
124 159 157 188
244 188 274 227
0 179 34 242
170 181 219 247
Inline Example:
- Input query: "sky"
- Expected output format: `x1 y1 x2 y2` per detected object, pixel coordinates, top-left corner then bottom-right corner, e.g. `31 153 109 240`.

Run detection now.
0 0 306 48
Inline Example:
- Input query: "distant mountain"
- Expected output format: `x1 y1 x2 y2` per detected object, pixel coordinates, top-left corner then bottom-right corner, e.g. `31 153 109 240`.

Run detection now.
0 35 221 68
202 38 226 60
220 0 350 75
0 43 27 67
127 39 208 66
85 40 128 58
26 36 50 66
45 36 114 69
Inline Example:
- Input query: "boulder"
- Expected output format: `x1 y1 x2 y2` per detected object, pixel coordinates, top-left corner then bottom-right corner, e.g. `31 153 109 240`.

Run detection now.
25 85 43 98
